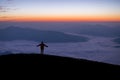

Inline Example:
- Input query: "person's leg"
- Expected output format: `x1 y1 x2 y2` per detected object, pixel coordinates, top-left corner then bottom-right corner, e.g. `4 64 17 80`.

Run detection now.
40 48 42 54
41 48 44 54
41 49 43 54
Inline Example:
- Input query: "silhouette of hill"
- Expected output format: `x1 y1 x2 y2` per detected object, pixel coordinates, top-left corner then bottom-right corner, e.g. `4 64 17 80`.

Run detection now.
0 54 120 78
0 54 120 79
0 27 88 42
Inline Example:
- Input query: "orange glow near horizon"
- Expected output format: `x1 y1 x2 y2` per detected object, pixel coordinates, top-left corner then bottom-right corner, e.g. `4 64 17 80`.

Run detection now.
0 0 120 22
0 15 120 22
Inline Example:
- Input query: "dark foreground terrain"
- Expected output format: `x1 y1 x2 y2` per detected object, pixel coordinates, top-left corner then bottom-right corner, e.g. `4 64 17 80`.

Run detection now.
0 54 120 78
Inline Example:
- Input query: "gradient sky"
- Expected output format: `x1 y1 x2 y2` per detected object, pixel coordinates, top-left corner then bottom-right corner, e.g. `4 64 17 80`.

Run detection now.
0 0 120 22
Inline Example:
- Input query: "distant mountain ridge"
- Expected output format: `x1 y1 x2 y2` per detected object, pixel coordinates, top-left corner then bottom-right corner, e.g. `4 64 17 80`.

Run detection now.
113 38 120 44
72 26 120 37
0 27 88 42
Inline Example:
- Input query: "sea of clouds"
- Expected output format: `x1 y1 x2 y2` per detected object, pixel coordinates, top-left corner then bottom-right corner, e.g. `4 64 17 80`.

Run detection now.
0 36 120 65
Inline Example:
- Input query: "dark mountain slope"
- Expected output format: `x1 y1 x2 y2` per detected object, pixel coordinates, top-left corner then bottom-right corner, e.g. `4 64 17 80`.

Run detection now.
0 54 120 74
0 54 120 78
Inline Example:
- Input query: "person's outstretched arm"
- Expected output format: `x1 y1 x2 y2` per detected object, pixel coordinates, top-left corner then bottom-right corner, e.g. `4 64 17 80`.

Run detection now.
45 44 48 47
37 44 40 47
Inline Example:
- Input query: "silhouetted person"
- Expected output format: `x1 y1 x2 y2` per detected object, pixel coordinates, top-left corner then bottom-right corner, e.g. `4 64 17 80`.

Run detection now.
37 41 48 54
